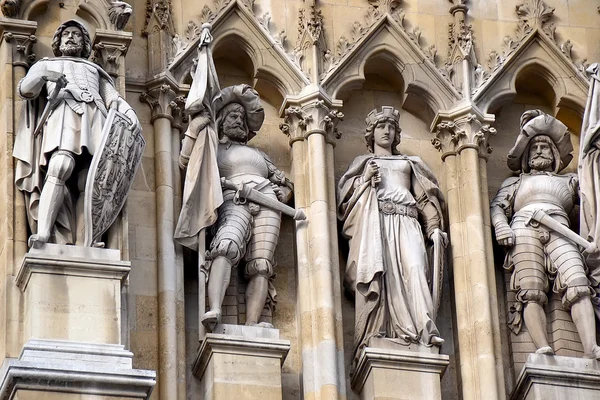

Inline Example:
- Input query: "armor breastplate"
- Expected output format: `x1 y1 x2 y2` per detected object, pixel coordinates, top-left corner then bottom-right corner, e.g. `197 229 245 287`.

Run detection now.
218 143 269 181
514 173 575 213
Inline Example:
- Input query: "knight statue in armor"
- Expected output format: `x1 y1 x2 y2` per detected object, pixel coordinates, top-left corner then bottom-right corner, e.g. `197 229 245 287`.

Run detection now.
337 106 448 363
491 110 600 359
176 84 293 328
13 20 142 248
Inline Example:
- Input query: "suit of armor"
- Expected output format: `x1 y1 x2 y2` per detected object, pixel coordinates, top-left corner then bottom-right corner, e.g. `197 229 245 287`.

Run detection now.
208 142 288 310
491 173 592 310
491 110 600 359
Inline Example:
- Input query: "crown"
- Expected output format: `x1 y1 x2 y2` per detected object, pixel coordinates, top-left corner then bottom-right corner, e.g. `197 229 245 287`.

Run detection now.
365 106 400 127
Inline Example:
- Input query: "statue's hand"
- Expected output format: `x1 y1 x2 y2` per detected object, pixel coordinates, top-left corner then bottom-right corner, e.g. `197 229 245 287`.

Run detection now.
364 160 381 186
42 71 68 88
271 183 285 202
429 228 448 246
496 226 515 247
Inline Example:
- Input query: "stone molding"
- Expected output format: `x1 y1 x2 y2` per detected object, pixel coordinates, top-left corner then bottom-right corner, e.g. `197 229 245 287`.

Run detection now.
92 29 133 78
0 340 155 399
16 244 130 291
192 333 291 379
510 354 600 399
280 95 343 146
351 347 449 394
432 107 496 160
0 18 36 67
140 82 178 123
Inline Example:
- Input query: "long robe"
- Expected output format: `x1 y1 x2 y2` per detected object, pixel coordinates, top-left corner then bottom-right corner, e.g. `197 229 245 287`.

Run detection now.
337 154 445 359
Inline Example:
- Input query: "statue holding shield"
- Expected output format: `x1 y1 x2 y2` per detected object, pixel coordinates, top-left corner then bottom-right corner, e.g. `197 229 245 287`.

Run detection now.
13 20 144 248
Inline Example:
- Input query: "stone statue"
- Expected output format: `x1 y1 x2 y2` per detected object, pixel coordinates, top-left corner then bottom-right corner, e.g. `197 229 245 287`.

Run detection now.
176 84 293 328
337 106 447 363
491 110 600 359
13 20 143 248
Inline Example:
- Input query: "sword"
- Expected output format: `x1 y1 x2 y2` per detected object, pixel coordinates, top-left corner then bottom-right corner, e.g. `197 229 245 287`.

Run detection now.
33 79 67 138
220 178 306 221
528 209 596 252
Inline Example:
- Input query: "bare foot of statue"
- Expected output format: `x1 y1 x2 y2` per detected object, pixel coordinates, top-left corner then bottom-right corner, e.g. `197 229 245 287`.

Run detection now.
28 233 49 249
201 309 221 331
583 345 600 360
535 346 554 355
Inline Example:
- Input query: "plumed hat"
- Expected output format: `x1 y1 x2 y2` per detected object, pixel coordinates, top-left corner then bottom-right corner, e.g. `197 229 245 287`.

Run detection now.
213 84 265 133
507 110 573 172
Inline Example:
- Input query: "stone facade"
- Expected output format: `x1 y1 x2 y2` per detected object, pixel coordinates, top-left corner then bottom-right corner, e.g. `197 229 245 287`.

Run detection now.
0 0 599 399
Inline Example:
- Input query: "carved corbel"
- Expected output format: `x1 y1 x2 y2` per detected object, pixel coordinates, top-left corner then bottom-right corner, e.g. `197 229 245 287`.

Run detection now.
0 19 37 67
170 95 187 132
92 29 132 79
140 84 177 122
280 100 343 146
433 112 495 160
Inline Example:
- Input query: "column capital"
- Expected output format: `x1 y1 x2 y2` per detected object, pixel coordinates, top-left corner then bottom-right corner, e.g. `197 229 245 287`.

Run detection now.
0 19 37 67
92 29 132 78
140 82 177 123
280 90 344 146
431 106 496 160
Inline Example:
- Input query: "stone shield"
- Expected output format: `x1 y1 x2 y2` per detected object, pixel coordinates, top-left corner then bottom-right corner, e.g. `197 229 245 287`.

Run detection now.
83 108 145 246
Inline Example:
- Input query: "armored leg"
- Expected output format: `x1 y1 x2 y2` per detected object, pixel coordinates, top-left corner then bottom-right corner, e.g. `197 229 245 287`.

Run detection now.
244 202 281 326
30 150 75 248
203 194 252 328
546 230 600 359
510 217 552 353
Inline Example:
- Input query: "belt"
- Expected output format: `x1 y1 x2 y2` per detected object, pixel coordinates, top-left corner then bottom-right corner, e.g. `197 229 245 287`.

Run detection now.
378 201 418 218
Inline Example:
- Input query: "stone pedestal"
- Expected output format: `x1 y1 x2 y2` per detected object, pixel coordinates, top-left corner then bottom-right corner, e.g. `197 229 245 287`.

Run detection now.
192 325 291 399
351 344 449 400
0 339 155 399
511 354 600 400
16 244 130 344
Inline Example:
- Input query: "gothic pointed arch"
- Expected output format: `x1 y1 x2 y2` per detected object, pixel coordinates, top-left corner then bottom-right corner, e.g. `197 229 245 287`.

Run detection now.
321 14 460 125
168 0 309 103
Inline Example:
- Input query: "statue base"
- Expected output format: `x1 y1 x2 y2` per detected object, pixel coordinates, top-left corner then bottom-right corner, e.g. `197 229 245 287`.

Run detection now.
16 244 130 344
0 339 155 399
351 342 449 400
192 324 290 400
510 354 600 399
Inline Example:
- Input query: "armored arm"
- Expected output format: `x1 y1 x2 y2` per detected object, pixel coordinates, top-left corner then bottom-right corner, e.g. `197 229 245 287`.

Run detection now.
99 77 138 124
491 177 518 246
263 154 293 203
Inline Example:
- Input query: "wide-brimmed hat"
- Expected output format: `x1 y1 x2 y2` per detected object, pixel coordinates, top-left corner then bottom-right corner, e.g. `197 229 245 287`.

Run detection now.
507 110 573 172
213 84 265 133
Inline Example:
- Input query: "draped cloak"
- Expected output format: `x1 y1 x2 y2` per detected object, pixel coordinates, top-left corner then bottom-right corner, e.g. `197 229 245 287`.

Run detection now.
337 154 445 359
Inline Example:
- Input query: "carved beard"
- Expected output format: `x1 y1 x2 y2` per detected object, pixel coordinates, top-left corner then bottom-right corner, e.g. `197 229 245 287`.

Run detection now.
60 42 84 57
222 125 248 142
529 155 553 171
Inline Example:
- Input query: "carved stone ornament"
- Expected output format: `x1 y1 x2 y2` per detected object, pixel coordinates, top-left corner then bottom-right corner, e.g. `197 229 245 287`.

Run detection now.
3 30 36 66
433 113 495 159
280 100 343 145
108 1 133 31
491 109 600 360
337 106 447 367
0 0 21 18
12 20 143 249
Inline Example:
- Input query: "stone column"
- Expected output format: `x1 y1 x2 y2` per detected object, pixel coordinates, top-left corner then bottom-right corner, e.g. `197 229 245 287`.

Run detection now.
140 82 178 400
170 94 187 400
432 109 505 400
0 18 36 361
280 93 346 400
